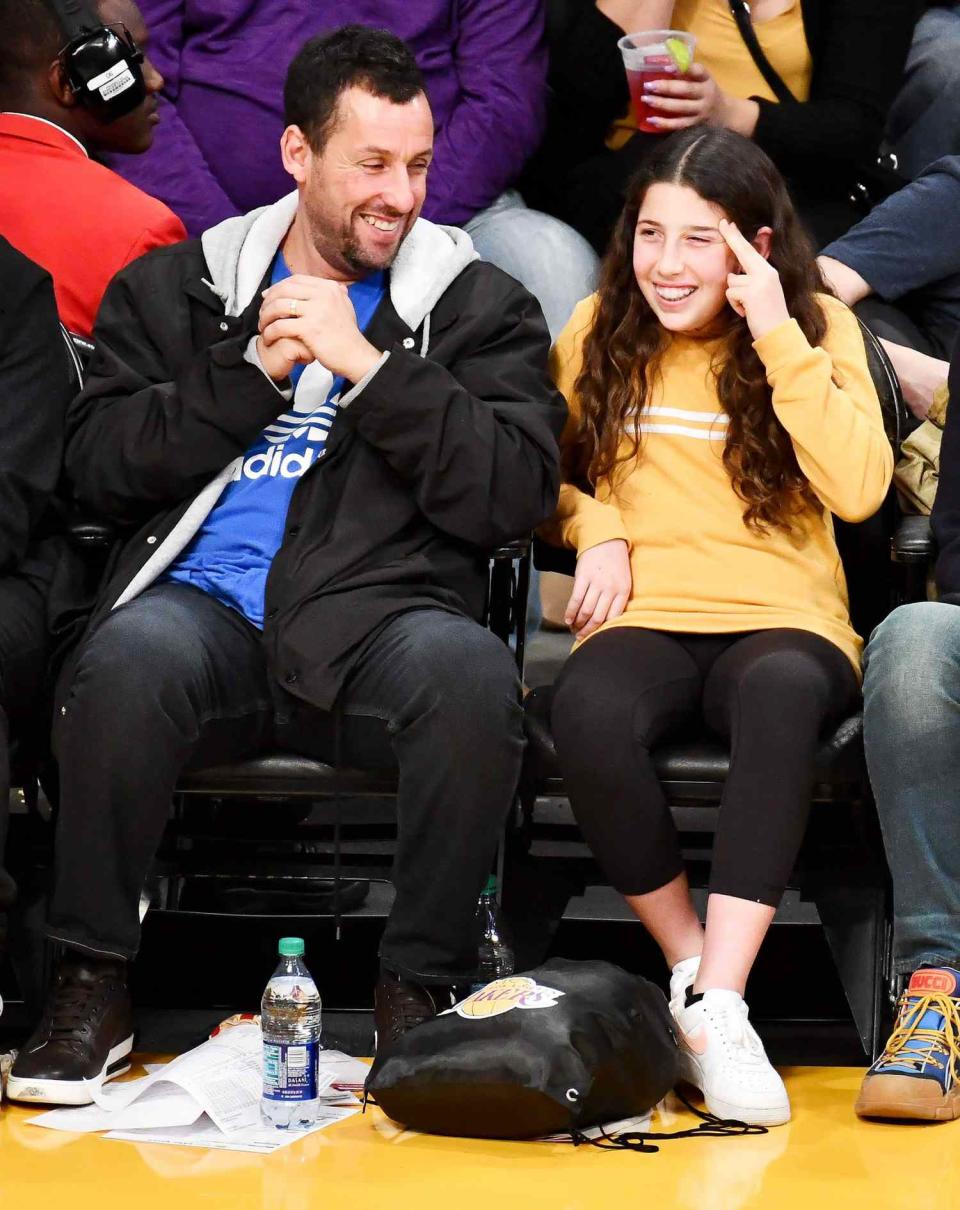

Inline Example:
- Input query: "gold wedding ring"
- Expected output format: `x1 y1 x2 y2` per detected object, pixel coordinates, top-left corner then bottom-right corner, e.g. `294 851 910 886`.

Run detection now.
288 298 300 319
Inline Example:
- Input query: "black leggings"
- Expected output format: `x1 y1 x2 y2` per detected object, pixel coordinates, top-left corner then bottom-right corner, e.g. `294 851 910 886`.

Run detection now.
550 627 859 907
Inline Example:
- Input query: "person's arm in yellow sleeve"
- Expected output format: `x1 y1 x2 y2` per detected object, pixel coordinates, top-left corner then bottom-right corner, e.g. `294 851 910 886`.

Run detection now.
754 297 894 522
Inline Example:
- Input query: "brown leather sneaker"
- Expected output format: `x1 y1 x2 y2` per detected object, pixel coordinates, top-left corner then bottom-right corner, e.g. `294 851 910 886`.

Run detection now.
373 970 457 1059
7 953 135 1106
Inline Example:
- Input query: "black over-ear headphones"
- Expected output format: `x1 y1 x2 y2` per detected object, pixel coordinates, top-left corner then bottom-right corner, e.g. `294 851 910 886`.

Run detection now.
50 0 147 122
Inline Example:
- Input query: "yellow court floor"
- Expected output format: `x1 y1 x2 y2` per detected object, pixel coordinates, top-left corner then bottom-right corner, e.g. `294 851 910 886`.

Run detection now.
2 1062 959 1210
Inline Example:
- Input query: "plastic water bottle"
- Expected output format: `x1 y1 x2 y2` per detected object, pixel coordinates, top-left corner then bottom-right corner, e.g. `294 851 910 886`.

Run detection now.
473 876 515 991
261 937 323 1129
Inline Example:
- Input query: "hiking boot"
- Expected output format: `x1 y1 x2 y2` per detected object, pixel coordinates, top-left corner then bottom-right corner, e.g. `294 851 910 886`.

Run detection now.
856 966 960 1122
7 953 134 1106
373 970 456 1059
672 988 791 1126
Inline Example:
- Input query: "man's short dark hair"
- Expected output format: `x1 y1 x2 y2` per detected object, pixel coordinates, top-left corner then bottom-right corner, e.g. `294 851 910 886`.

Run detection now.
0 0 64 101
284 25 426 153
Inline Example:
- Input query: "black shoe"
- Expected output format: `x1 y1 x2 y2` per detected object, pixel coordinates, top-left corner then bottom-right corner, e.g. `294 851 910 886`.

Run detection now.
373 970 457 1059
8 953 134 1105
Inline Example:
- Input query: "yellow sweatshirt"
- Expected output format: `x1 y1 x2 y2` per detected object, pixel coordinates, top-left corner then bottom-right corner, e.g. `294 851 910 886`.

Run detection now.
544 293 894 673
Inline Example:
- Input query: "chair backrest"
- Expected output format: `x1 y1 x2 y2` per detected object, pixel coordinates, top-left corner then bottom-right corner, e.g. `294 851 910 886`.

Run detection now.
834 320 909 640
855 317 907 449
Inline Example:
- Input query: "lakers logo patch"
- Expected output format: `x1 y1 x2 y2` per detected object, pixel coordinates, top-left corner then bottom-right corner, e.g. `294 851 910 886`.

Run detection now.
447 977 565 1020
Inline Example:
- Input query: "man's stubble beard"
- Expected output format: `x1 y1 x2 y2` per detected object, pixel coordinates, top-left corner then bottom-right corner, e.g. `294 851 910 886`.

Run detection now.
305 194 409 276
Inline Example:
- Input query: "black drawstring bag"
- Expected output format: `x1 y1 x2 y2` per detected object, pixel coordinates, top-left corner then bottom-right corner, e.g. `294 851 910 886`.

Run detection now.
365 958 682 1141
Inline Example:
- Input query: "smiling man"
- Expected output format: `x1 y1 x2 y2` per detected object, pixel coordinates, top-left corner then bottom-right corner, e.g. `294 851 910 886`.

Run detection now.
0 0 184 338
6 25 564 1106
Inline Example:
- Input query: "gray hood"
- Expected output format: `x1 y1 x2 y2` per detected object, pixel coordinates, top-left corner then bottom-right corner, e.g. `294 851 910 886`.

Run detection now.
200 189 478 332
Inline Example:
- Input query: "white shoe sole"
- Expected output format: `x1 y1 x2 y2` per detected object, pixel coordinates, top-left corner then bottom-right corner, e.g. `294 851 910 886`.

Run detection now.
7 1034 134 1106
678 1053 791 1127
703 1088 791 1127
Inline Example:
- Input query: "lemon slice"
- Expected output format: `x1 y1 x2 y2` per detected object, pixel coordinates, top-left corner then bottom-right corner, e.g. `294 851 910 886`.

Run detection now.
665 36 692 73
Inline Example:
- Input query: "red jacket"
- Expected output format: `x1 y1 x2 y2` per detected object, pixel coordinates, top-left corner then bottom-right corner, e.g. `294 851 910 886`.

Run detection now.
0 113 185 338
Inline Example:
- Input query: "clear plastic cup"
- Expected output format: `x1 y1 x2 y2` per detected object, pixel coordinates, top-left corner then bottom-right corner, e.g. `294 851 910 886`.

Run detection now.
618 29 697 134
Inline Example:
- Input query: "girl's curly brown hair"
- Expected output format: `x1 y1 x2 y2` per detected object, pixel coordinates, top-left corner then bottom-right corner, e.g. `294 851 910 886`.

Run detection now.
570 127 828 534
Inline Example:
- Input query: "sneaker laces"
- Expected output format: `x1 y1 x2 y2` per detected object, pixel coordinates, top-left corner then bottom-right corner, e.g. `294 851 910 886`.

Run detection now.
880 990 960 1082
46 968 114 1043
702 995 765 1062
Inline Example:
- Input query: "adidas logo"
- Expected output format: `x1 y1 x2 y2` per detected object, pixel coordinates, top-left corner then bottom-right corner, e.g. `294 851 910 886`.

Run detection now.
263 397 339 446
231 445 323 481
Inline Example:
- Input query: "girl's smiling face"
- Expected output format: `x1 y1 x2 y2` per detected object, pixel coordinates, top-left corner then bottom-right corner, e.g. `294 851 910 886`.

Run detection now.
632 182 741 336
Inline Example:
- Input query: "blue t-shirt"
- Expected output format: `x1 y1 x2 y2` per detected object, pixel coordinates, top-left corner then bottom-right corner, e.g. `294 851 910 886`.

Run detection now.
166 253 386 627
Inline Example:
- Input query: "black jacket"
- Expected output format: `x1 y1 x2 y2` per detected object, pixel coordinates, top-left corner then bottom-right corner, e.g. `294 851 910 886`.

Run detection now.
931 333 960 600
62 233 565 711
527 0 921 211
0 236 72 587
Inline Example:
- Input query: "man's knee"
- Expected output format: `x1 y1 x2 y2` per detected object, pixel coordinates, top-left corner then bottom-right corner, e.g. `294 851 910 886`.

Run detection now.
393 615 521 733
908 9 960 93
864 602 960 725
468 205 598 336
68 589 209 697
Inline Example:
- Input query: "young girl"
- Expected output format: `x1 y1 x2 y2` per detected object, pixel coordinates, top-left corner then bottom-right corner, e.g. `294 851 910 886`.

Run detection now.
544 126 893 1126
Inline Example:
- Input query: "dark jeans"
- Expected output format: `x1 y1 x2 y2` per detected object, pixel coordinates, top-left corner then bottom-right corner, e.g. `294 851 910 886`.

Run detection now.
551 627 859 906
47 583 524 984
0 575 49 908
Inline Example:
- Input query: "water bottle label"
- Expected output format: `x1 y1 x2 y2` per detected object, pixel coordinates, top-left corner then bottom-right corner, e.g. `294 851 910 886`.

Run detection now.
262 1041 319 1102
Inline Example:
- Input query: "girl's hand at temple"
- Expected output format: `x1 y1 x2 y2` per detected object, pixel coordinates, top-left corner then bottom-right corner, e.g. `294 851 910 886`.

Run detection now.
719 219 790 341
566 538 633 639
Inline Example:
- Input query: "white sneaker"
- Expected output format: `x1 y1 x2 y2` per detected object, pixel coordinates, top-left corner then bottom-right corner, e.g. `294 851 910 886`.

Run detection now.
671 988 791 1126
668 956 701 1013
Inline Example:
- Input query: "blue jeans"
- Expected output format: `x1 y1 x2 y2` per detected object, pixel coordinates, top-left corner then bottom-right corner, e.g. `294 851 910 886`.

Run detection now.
464 190 599 341
886 6 960 179
863 601 960 974
48 584 524 983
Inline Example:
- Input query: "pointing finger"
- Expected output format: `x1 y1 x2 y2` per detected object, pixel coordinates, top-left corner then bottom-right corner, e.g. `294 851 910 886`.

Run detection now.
718 219 766 270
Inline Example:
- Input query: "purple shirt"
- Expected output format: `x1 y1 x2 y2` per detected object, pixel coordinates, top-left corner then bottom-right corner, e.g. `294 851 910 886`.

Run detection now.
110 1 547 235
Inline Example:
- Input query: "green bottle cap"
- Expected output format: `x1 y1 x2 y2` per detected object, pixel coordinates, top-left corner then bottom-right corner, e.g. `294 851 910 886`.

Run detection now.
278 936 305 957
483 875 498 897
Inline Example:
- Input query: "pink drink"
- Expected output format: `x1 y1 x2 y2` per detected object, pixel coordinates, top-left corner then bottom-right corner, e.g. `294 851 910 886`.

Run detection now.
618 31 696 135
627 56 681 133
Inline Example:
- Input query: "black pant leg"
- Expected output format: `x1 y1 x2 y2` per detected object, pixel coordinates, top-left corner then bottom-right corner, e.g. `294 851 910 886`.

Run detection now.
702 629 860 906
47 583 274 959
550 628 703 894
277 607 525 986
0 574 48 903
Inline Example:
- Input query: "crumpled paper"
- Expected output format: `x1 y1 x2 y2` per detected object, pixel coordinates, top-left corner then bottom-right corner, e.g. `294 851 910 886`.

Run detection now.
1 1050 16 1103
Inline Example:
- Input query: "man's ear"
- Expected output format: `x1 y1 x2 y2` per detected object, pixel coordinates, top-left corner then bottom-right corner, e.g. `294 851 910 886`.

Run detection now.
280 124 312 185
47 58 77 108
753 226 773 260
